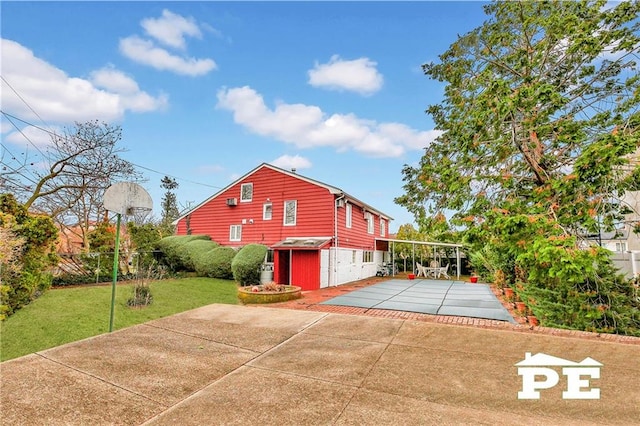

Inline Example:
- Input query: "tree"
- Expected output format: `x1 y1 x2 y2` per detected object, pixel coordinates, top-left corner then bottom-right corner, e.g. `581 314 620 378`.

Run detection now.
396 1 640 334
160 176 179 233
3 120 142 252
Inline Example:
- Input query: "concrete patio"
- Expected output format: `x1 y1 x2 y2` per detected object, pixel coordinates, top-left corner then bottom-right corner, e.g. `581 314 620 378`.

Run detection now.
2 303 639 425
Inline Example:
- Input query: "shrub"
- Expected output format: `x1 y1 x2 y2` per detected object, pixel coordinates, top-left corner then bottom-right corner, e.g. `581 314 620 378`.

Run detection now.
156 235 210 271
0 194 58 319
185 239 219 272
231 244 268 286
194 246 236 279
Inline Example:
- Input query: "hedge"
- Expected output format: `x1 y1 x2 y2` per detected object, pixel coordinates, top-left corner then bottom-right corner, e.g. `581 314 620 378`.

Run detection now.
156 235 211 271
231 244 268 286
194 246 237 279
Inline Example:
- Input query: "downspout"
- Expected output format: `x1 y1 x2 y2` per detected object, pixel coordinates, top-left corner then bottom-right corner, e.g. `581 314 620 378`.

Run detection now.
334 193 346 286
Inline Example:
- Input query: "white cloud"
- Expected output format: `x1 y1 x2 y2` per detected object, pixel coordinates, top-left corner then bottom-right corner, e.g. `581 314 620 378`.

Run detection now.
90 67 169 112
270 155 312 171
119 36 216 76
4 124 59 149
0 39 167 123
120 10 217 76
308 55 383 95
217 86 441 158
141 9 202 50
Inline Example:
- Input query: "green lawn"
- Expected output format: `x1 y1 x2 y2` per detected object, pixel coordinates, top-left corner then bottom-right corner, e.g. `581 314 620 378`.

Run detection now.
0 277 239 362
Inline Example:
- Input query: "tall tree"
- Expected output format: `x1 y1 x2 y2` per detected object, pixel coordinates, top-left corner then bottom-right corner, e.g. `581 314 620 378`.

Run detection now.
396 0 640 334
3 120 142 251
397 0 639 234
160 176 179 232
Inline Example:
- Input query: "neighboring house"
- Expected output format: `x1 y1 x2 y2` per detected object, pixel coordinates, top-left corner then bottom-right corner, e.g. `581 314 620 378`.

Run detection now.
56 222 97 254
621 190 640 252
598 229 630 253
174 163 393 290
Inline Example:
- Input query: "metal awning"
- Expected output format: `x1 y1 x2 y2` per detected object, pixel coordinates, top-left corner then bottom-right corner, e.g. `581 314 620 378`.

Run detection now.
271 237 332 250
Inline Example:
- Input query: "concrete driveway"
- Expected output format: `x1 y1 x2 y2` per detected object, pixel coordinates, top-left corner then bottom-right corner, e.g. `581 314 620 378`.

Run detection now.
2 304 639 425
320 279 516 323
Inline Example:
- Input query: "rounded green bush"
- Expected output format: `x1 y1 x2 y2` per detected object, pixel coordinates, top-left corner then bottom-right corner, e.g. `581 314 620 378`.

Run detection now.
156 235 211 271
185 239 219 272
231 244 268 286
194 246 236 279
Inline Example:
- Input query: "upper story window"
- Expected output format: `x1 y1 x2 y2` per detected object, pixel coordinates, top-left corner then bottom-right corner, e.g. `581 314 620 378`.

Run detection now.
346 204 352 228
615 242 627 252
240 183 253 202
365 212 374 234
263 203 273 220
284 200 297 226
230 224 242 242
380 218 386 237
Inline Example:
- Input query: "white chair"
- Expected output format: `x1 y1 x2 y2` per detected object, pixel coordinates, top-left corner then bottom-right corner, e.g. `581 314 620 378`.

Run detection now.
415 262 425 277
436 264 450 279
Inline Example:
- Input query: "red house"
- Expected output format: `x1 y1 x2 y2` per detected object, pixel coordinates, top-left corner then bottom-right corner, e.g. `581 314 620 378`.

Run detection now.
174 163 393 290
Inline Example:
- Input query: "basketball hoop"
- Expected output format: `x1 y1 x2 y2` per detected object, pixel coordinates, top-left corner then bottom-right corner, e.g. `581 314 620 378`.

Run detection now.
103 182 153 332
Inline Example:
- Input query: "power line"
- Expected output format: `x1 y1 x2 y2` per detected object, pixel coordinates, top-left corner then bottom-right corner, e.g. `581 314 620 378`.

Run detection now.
1 110 224 191
1 76 53 161
131 162 223 190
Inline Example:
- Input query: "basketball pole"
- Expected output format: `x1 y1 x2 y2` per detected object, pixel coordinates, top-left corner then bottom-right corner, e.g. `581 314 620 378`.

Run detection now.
109 213 122 332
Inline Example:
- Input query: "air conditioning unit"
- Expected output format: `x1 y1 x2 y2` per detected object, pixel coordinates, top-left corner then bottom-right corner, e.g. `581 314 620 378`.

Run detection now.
336 199 345 208
226 198 237 206
364 212 372 220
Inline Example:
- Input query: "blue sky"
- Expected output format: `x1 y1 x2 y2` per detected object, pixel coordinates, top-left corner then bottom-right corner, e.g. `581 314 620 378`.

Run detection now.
1 1 489 232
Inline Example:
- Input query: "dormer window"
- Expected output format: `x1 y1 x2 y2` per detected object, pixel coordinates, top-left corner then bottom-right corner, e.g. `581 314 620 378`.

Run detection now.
240 183 253 202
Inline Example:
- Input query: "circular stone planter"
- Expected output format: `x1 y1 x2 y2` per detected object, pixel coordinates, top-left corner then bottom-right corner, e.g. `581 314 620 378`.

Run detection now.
237 285 302 304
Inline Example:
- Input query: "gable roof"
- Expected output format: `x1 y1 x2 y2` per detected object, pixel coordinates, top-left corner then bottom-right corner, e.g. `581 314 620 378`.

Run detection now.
174 162 393 223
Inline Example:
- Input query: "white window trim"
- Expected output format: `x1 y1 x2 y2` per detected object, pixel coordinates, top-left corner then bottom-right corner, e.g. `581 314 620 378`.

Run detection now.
240 183 253 202
230 224 242 241
284 200 297 226
380 218 385 237
263 203 272 220
346 204 352 228
366 213 374 234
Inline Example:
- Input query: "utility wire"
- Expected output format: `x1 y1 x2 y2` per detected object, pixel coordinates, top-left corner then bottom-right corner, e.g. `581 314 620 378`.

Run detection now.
1 110 225 191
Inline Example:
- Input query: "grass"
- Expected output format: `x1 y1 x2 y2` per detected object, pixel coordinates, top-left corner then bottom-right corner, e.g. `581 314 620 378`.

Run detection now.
0 277 239 362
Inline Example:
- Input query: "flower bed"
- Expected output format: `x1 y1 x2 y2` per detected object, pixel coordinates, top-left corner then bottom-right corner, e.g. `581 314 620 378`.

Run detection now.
237 283 302 304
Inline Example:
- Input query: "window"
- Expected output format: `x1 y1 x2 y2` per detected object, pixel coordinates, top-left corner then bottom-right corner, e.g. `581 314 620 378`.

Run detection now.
380 218 386 237
615 242 627 252
365 212 374 234
351 250 357 263
363 250 373 263
346 204 352 228
284 200 297 226
240 183 253 202
263 203 272 220
230 225 242 241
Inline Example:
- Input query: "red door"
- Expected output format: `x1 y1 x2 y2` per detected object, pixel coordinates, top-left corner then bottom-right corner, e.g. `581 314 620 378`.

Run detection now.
291 250 320 290
275 250 290 285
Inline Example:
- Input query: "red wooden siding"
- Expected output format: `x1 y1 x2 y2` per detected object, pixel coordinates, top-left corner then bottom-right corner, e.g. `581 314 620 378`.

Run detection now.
335 202 382 251
176 166 336 246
